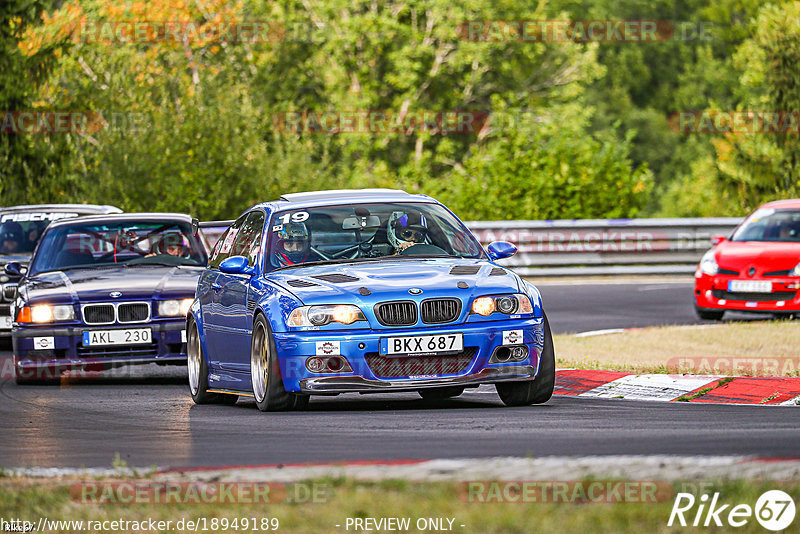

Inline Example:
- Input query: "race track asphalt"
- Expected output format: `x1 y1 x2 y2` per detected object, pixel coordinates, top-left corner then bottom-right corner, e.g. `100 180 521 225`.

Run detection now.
0 280 793 469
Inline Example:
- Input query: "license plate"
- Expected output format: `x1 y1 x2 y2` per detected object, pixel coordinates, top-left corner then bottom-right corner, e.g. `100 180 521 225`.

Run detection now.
728 280 772 293
380 334 463 356
82 328 151 346
0 316 11 329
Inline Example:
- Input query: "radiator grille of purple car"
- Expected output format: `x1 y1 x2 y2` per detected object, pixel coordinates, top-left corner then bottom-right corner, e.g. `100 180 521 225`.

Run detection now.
420 298 461 324
374 301 417 326
83 304 115 324
2 284 17 301
117 303 150 323
365 347 477 378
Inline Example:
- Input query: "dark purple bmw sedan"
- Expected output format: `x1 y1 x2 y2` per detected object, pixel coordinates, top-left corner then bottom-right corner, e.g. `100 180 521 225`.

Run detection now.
9 213 208 383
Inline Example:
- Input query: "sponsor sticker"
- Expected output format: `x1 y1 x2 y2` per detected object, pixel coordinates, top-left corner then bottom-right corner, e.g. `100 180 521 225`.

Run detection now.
315 341 340 356
181 330 187 343
502 330 523 344
34 337 55 350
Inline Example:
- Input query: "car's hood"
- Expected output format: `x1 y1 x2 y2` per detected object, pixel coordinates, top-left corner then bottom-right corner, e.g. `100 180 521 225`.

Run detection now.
715 241 800 272
267 258 524 307
22 265 202 304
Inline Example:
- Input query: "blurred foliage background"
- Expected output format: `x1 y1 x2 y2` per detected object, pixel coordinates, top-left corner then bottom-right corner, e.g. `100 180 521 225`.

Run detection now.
0 0 798 220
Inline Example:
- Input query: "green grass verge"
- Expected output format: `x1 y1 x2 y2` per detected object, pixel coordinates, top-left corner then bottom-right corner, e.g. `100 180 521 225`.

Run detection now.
1 477 798 533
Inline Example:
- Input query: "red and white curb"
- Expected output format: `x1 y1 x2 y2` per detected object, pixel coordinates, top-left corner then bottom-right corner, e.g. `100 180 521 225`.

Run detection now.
555 369 800 405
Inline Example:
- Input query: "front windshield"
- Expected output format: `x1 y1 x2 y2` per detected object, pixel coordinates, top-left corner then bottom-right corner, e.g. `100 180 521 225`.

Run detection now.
731 208 800 242
0 210 81 255
266 202 486 269
29 220 208 275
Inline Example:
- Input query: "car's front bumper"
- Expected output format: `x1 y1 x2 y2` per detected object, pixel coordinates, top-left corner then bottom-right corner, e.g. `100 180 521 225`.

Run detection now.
694 271 800 312
299 364 536 393
272 316 545 394
12 321 188 375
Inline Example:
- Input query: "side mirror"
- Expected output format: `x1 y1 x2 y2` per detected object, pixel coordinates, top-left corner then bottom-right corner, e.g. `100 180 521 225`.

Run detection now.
487 241 517 260
710 235 727 246
4 262 23 277
219 256 255 275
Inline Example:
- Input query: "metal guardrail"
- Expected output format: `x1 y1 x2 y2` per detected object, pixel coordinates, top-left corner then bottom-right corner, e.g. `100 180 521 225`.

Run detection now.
467 217 744 276
200 217 745 277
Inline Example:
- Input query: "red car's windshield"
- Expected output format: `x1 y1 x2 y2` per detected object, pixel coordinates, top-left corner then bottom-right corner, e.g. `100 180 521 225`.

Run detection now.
731 208 800 242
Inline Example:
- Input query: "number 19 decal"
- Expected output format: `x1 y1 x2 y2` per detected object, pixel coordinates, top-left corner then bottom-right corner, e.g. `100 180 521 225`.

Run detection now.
277 212 309 225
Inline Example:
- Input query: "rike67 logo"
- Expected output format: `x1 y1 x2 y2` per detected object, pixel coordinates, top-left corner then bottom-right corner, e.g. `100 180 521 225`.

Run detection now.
668 490 795 531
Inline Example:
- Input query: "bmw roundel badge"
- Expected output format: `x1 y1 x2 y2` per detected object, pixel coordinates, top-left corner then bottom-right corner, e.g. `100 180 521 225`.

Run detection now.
408 288 422 295
110 291 122 298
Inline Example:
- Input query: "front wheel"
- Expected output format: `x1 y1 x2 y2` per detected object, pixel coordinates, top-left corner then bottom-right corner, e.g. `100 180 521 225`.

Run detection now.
496 312 556 406
188 320 238 405
251 314 309 412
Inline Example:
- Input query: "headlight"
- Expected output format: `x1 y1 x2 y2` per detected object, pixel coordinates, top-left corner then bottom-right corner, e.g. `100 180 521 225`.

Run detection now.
287 305 366 327
16 304 75 324
158 298 194 317
471 294 533 317
699 250 718 275
790 263 800 276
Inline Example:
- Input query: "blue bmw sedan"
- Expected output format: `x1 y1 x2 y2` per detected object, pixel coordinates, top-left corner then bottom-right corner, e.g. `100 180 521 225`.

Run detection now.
188 189 555 410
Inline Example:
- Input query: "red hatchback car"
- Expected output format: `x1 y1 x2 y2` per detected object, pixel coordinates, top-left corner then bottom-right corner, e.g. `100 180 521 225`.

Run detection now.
694 199 800 320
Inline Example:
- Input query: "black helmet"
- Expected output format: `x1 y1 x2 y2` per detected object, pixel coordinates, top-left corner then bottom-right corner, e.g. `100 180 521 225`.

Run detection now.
277 222 311 263
0 222 24 251
156 231 189 256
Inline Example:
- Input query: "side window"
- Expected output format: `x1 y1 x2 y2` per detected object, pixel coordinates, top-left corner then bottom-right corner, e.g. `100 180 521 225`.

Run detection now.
230 211 265 267
208 217 244 269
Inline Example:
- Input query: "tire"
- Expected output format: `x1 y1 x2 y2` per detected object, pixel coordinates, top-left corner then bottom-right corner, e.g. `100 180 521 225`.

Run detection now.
251 314 309 412
695 307 724 321
418 386 465 400
187 319 238 405
496 312 556 406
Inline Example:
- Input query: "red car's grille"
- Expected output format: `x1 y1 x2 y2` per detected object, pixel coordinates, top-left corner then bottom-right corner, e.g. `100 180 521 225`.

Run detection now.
365 347 477 378
712 290 796 302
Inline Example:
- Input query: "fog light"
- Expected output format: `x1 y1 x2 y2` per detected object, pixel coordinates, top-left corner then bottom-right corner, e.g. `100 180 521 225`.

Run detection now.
510 346 527 360
305 355 352 373
307 357 325 372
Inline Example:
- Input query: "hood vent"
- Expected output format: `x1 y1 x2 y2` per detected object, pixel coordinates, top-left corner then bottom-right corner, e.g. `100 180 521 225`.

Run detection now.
287 279 319 288
489 267 507 276
312 273 360 283
359 287 371 296
449 265 480 276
